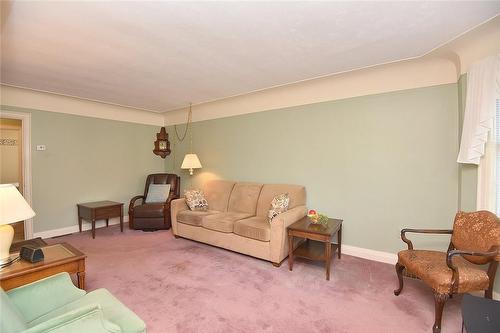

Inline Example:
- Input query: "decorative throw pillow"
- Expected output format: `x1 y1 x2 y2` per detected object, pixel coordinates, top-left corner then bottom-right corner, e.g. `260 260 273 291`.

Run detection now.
184 189 209 211
145 184 171 203
268 193 290 222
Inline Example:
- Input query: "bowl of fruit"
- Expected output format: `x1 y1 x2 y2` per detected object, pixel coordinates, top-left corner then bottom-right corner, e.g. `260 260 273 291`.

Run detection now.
307 209 329 224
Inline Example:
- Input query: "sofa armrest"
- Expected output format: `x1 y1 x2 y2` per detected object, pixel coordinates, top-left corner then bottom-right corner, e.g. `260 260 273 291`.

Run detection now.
23 305 121 333
170 198 189 235
8 272 86 323
269 205 307 263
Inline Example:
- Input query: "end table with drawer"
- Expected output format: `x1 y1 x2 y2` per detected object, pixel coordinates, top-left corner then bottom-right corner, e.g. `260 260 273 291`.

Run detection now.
77 201 124 239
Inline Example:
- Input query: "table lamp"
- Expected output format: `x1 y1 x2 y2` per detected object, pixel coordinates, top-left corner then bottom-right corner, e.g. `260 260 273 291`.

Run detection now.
181 153 202 175
0 184 35 265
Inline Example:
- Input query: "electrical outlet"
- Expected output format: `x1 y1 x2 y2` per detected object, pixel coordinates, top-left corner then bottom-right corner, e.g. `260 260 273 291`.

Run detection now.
36 145 46 151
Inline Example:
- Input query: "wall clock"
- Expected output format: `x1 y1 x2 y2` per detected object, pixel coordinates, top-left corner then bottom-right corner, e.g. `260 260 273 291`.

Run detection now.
153 127 171 158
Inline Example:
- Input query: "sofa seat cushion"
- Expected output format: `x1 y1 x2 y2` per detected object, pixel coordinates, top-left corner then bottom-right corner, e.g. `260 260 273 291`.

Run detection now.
28 289 146 333
201 212 253 233
177 210 220 227
133 203 164 218
234 217 270 242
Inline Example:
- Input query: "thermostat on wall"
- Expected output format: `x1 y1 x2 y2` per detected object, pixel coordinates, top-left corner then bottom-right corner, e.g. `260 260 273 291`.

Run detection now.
36 145 46 151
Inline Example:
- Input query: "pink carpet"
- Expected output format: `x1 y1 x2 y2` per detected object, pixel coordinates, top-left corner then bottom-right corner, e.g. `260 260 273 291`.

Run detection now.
48 225 462 333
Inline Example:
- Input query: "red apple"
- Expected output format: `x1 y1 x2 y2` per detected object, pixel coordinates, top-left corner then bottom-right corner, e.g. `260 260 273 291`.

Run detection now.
308 209 317 215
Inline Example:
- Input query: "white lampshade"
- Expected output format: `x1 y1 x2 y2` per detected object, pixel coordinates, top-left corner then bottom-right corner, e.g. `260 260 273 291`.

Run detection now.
0 184 35 225
181 154 202 169
181 154 202 175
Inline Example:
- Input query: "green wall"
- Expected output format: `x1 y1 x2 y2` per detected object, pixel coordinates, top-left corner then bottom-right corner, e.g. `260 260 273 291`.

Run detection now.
1 106 165 233
168 83 460 254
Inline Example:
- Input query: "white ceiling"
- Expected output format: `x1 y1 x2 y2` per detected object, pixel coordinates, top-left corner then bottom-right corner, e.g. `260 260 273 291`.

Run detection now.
1 1 499 113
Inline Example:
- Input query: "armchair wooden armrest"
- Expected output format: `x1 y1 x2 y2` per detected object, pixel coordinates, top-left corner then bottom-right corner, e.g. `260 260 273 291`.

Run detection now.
400 228 453 250
128 195 145 212
446 248 499 294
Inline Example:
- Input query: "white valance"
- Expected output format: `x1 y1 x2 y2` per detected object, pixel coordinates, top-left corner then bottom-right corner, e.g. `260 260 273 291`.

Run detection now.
457 55 500 165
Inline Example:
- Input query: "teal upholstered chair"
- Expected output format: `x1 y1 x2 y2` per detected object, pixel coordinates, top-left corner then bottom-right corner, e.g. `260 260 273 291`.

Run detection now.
1 273 146 333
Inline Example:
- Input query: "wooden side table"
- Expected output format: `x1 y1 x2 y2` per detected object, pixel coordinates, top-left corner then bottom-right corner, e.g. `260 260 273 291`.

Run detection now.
0 243 86 291
287 216 343 281
77 201 124 239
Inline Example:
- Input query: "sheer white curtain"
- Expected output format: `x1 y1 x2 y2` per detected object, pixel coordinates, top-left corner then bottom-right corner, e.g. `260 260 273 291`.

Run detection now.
457 55 500 213
476 117 496 211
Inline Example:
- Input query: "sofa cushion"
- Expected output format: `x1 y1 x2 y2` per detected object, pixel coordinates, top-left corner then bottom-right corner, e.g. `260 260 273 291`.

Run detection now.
133 203 164 218
227 183 263 215
201 212 253 233
28 288 146 333
234 217 271 242
203 180 235 212
256 184 306 217
1 287 27 333
177 210 220 227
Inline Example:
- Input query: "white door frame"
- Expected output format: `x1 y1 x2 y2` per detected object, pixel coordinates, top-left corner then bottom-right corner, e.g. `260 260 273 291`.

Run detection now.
0 110 34 239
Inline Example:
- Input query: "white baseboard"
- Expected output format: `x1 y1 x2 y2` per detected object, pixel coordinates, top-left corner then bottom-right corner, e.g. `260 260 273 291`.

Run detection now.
33 216 129 239
342 244 398 265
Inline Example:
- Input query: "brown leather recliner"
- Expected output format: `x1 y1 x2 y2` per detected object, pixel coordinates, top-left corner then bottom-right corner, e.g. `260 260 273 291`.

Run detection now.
129 173 180 230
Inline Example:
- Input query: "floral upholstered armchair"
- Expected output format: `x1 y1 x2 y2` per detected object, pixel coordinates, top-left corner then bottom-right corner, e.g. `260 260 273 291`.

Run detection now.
394 211 500 333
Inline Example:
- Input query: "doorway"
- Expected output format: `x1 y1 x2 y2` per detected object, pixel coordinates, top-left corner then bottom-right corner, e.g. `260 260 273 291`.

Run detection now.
0 111 33 240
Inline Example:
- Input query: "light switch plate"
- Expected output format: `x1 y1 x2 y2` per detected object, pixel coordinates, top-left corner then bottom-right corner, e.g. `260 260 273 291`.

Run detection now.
36 145 46 151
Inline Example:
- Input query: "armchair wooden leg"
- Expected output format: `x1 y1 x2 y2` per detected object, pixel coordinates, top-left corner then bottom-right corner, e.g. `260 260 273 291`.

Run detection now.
394 262 405 296
485 261 498 299
432 292 449 333
272 262 281 267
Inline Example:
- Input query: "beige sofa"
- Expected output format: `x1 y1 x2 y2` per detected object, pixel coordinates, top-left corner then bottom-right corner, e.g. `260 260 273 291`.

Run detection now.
171 180 307 266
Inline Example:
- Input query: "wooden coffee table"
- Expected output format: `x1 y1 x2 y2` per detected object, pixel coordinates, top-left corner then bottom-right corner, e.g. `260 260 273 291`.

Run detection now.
0 243 86 291
287 216 343 280
77 201 124 239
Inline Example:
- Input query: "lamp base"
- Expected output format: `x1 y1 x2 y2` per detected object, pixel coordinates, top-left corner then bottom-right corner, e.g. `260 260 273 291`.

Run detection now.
0 254 19 268
0 224 17 269
0 224 14 260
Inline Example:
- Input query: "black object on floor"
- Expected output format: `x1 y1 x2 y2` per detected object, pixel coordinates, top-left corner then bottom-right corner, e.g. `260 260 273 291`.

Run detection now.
461 293 500 333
